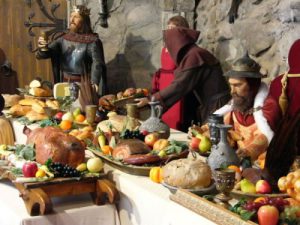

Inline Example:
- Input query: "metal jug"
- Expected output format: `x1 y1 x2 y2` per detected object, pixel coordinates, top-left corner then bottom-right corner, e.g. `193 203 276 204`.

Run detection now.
208 124 239 170
139 97 170 139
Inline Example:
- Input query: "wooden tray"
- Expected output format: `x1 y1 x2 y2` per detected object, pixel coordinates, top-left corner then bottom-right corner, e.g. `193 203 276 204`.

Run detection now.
0 165 119 216
90 149 153 176
170 189 257 225
230 189 289 200
24 94 54 100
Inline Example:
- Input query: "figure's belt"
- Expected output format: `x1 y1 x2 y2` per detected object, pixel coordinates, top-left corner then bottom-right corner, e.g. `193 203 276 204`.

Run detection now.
287 73 300 77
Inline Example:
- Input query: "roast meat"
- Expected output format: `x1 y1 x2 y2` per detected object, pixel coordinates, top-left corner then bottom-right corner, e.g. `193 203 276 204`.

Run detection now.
112 139 151 160
24 126 85 168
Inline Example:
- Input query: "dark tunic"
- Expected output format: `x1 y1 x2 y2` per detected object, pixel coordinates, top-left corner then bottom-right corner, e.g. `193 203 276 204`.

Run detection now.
36 32 107 96
153 28 230 131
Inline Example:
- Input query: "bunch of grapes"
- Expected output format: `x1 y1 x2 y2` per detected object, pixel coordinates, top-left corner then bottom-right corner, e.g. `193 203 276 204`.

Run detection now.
243 197 289 213
120 129 145 141
49 162 81 178
280 206 300 222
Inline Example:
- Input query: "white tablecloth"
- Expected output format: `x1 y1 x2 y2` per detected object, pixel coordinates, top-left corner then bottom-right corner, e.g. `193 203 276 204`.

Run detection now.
0 180 120 225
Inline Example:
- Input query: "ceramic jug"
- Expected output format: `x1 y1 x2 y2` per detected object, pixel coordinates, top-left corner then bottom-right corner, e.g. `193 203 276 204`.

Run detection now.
139 97 170 139
208 124 239 170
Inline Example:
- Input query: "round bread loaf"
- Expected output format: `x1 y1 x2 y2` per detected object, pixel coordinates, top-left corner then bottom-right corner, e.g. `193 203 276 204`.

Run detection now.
162 158 212 189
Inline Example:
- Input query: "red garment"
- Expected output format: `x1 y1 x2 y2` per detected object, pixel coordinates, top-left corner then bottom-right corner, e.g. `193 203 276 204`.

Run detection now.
269 39 300 117
152 48 183 130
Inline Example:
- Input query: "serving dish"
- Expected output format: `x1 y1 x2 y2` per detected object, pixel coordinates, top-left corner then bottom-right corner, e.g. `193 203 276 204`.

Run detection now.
230 189 289 200
162 180 217 195
90 149 153 176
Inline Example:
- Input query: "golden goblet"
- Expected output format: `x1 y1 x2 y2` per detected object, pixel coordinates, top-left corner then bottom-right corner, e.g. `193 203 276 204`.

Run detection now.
213 168 236 209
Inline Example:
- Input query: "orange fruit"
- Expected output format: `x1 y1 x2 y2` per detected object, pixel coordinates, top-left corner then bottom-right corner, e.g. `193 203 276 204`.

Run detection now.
75 114 85 123
101 145 113 155
228 165 241 173
254 197 266 203
59 120 72 131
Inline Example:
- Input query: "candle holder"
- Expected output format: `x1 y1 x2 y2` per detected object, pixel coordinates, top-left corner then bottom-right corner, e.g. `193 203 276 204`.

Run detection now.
213 168 236 209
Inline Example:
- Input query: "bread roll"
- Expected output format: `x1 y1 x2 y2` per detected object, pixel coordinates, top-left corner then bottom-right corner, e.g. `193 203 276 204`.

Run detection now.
19 98 37 106
162 158 212 189
29 87 52 97
46 100 59 110
29 79 42 88
9 104 32 116
32 102 45 113
25 110 48 121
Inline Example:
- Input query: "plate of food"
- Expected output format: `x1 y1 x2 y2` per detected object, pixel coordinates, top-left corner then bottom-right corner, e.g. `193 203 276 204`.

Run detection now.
162 180 216 195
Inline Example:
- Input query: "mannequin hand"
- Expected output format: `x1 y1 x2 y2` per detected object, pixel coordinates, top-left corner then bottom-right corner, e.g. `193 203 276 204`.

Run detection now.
38 36 48 49
135 97 149 108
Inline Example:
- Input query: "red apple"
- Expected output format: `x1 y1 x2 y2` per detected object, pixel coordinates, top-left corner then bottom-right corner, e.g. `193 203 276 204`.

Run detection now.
54 111 64 120
22 162 38 177
189 137 201 150
144 133 159 147
256 180 272 194
257 205 279 225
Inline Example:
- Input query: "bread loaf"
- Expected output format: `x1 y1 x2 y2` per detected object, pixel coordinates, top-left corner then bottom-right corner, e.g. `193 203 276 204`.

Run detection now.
9 104 32 116
31 100 46 113
25 110 48 121
46 100 59 109
29 87 52 97
162 158 212 189
19 98 37 106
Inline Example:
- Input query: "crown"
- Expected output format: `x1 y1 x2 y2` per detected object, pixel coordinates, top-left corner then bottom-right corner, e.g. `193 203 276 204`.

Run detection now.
72 5 90 16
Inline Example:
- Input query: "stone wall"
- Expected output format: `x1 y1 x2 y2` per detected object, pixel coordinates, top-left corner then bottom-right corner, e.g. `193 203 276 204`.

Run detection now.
85 0 300 93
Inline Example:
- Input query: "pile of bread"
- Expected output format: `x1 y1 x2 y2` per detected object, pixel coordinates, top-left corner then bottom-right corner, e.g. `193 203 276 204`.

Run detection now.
99 87 149 111
28 79 52 97
9 98 59 121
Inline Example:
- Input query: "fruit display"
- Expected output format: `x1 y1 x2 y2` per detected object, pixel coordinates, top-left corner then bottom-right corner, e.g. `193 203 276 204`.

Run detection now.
278 169 300 202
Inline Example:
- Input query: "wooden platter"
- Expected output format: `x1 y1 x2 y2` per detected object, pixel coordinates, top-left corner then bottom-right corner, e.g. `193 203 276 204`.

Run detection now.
170 189 257 225
0 164 119 216
230 189 289 200
90 149 153 176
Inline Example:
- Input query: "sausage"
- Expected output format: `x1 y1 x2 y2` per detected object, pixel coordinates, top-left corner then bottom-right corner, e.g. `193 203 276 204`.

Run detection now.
123 154 161 165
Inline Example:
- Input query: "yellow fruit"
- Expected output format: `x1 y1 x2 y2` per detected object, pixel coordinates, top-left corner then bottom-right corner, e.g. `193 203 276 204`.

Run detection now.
35 169 46 178
87 158 103 173
149 167 163 183
278 176 287 192
59 120 72 131
76 163 87 172
0 144 7 151
75 114 86 123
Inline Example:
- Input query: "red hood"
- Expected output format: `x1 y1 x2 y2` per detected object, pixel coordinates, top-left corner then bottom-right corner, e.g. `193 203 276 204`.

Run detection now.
163 28 200 65
288 39 300 74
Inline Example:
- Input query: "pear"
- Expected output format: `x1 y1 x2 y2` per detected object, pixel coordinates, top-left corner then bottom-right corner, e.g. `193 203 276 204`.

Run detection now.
73 108 81 117
198 136 212 153
240 178 256 194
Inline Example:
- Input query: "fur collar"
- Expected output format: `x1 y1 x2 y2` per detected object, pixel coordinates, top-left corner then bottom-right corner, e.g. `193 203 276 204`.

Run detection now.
214 82 274 143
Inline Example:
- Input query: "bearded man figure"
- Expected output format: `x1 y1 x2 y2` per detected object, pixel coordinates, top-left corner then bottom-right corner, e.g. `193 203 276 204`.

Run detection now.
36 5 107 96
214 54 281 161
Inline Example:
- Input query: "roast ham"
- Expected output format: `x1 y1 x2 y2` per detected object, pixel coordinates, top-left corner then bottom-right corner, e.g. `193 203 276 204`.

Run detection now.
112 139 151 160
24 126 85 168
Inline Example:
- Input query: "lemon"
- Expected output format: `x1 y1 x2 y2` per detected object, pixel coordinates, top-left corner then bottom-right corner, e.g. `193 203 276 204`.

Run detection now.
35 169 46 178
87 158 103 173
76 163 87 172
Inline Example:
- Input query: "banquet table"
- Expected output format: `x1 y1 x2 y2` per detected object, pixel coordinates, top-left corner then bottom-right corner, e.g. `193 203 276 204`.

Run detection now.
8 119 221 225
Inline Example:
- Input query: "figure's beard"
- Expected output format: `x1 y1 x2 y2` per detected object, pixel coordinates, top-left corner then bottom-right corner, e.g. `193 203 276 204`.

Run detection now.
69 23 81 33
232 94 254 113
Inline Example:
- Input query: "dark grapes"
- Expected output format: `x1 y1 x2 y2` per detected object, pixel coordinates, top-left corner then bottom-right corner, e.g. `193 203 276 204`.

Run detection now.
120 129 145 141
49 162 81 178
